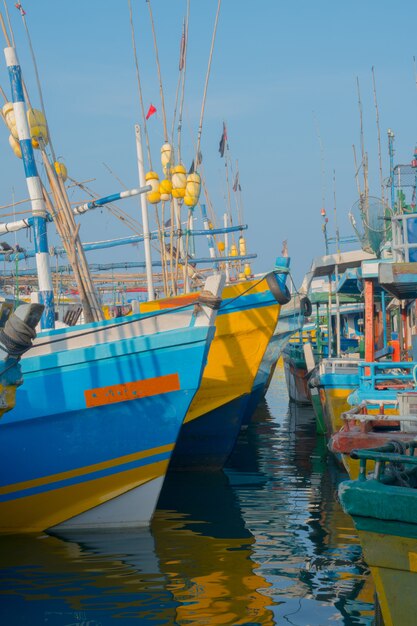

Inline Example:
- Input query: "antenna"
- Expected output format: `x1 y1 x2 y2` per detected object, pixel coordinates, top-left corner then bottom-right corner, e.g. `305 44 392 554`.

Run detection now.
333 169 341 254
414 56 417 91
313 112 327 214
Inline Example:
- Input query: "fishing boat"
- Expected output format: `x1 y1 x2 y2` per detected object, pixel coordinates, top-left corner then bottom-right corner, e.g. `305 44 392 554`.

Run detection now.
240 255 304 424
139 266 288 470
329 188 417 474
339 442 417 626
0 275 223 533
283 250 372 409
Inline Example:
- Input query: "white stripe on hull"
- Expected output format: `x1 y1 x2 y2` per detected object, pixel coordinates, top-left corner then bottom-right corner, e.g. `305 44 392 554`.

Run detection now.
50 476 165 531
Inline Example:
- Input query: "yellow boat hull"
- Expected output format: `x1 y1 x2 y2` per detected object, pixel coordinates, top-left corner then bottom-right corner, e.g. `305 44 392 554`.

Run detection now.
358 531 417 626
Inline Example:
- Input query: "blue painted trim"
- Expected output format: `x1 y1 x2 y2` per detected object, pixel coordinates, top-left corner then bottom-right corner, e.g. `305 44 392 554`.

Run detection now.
20 139 37 178
0 450 171 503
32 216 48 253
8 65 24 103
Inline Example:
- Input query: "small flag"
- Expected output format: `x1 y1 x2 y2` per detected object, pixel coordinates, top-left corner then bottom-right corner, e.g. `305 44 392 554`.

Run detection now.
232 171 241 192
15 3 26 16
188 152 202 174
218 122 227 157
146 104 157 120
179 20 186 71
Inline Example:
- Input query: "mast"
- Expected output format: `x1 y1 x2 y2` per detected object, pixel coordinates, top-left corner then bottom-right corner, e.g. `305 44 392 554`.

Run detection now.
135 124 155 300
2 30 54 329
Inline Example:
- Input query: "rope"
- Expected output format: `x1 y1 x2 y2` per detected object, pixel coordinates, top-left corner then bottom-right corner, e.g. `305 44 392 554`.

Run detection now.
0 312 36 357
219 273 270 311
197 290 221 310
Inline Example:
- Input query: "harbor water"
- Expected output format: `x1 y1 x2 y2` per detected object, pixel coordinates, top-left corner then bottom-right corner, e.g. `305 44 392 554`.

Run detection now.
0 364 375 625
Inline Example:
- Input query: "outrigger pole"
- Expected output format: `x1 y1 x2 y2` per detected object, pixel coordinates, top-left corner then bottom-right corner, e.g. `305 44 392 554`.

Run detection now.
1 17 54 328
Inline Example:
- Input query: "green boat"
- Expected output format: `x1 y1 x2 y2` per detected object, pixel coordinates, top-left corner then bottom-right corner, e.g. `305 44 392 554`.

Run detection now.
339 442 417 626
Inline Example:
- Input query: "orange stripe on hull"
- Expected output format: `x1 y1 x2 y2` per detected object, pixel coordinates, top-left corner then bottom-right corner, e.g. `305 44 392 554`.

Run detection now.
84 373 180 408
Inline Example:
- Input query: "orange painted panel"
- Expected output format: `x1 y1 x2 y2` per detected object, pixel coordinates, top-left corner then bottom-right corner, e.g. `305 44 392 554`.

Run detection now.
85 373 180 408
140 294 199 312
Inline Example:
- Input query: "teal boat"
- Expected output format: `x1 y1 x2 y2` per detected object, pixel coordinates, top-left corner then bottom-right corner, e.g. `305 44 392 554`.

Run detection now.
339 442 417 626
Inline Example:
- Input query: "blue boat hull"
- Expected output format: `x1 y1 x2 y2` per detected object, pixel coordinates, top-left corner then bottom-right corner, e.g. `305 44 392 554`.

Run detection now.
169 394 249 471
0 313 215 532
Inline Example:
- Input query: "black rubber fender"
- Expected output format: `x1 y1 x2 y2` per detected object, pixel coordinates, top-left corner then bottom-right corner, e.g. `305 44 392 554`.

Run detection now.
266 272 291 305
300 296 312 318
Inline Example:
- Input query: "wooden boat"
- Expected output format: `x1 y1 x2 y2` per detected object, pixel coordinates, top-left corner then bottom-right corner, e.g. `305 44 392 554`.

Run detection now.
339 442 417 626
283 250 372 408
329 361 417 477
241 256 308 424
140 269 287 469
0 276 223 533
283 337 313 404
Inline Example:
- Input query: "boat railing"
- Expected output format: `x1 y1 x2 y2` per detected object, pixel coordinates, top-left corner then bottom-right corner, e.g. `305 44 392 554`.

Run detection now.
358 361 417 391
391 213 417 262
319 358 361 375
341 402 417 425
350 441 417 481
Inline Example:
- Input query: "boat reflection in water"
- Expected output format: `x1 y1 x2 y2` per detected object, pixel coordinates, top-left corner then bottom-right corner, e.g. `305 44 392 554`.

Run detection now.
0 473 274 625
0 529 174 625
154 470 275 625
226 366 375 625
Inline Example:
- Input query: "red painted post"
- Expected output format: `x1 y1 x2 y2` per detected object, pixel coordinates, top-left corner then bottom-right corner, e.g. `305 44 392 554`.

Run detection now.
402 305 408 359
364 279 374 362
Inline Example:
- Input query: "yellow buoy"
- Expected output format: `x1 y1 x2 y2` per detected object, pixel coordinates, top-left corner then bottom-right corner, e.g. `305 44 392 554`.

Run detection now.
217 241 225 253
239 236 247 256
161 143 173 175
229 243 238 257
171 164 186 199
159 178 172 201
27 109 48 146
3 102 18 139
244 263 252 277
54 162 68 181
184 172 201 208
145 171 161 204
8 134 22 159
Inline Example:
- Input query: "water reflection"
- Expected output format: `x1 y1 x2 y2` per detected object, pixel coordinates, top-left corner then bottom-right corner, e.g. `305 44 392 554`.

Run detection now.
0 365 375 625
0 530 174 625
225 366 375 625
155 471 275 625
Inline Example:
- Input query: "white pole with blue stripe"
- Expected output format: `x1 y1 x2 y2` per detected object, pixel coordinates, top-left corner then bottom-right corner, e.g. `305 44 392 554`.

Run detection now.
4 45 55 329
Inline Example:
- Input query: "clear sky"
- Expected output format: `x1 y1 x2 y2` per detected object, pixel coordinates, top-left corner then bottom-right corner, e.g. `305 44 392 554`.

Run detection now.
0 0 416 285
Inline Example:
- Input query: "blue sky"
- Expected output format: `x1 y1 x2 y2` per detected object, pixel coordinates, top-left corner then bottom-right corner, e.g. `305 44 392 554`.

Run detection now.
0 0 416 284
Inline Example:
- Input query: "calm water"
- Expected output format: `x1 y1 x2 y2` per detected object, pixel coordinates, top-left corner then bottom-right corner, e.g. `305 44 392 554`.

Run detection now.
0 365 375 625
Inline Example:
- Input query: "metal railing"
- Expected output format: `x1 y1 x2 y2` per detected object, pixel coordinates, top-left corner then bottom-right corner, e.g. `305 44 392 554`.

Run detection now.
391 213 417 262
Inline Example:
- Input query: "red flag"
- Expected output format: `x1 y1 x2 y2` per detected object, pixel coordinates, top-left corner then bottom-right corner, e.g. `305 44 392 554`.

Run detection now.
146 104 157 120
